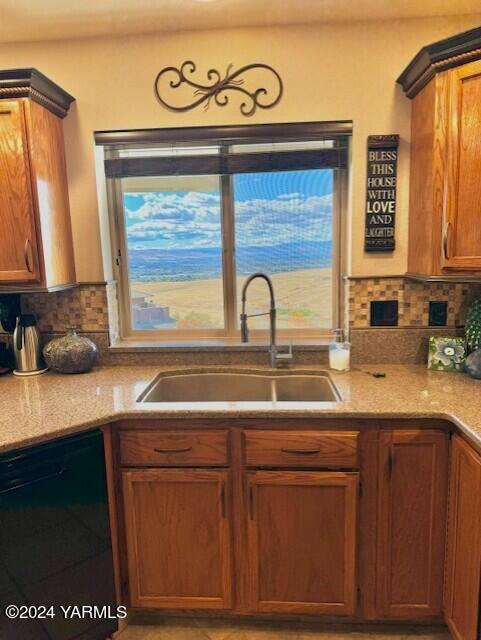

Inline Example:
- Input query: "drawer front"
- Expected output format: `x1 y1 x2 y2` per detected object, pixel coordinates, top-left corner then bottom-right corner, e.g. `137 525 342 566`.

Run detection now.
120 430 229 467
244 430 359 468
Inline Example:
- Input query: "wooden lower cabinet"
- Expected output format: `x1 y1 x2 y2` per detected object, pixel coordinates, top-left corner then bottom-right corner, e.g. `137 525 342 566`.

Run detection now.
246 470 359 615
122 468 232 609
444 435 481 640
376 430 448 618
116 423 480 626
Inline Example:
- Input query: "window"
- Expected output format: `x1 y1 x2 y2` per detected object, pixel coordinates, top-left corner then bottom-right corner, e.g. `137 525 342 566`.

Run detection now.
123 174 224 331
101 122 349 342
233 170 334 332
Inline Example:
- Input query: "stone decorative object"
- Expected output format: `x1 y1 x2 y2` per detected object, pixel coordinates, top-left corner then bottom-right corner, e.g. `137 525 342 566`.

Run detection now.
465 349 481 380
43 327 98 374
428 336 466 372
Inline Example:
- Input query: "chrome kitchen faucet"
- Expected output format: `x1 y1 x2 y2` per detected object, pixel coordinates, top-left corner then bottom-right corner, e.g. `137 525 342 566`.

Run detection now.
240 272 293 368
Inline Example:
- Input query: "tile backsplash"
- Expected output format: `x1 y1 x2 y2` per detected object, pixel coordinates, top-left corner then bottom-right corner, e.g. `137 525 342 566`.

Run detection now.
0 276 479 366
21 284 110 333
347 276 481 365
17 278 481 336
348 277 481 329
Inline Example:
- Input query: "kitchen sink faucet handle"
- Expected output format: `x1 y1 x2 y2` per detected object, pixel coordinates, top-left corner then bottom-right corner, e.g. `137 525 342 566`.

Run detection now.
275 342 293 365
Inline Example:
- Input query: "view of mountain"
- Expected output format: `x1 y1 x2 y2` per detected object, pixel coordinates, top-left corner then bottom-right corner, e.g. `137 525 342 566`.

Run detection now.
127 240 332 282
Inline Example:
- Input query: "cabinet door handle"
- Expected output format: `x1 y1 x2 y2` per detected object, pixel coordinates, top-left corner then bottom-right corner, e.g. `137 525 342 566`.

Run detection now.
443 222 452 260
153 446 192 454
24 239 33 273
281 447 320 455
220 483 226 518
387 447 394 480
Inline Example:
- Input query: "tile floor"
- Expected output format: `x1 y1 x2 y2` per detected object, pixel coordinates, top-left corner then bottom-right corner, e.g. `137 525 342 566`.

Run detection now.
116 617 451 640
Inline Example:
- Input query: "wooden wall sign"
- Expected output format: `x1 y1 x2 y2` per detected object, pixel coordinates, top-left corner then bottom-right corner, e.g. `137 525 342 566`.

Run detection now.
364 135 399 252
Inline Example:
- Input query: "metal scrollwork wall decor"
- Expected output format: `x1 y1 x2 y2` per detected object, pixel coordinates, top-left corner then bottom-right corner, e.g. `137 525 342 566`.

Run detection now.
154 61 283 117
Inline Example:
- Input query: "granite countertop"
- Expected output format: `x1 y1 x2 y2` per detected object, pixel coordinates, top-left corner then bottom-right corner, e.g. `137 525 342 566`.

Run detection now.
0 364 480 453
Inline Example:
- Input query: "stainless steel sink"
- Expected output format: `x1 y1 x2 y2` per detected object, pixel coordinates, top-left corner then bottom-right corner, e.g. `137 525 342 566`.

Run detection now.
137 370 339 404
273 375 338 402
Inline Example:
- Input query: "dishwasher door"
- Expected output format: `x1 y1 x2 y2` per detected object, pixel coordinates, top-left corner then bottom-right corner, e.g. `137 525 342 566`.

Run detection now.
0 430 117 640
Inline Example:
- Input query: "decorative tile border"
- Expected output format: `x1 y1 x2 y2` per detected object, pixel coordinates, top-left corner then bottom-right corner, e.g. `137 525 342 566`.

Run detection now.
348 277 481 328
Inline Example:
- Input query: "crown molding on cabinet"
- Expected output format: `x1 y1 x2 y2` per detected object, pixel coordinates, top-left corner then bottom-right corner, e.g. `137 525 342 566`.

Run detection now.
0 68 75 118
397 26 481 99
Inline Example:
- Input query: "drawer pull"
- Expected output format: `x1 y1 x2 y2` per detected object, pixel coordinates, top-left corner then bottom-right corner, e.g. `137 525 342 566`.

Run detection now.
153 446 193 454
281 447 321 455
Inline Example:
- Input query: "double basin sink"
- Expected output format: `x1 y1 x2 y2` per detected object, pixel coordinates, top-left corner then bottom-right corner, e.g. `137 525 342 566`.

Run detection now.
138 369 340 404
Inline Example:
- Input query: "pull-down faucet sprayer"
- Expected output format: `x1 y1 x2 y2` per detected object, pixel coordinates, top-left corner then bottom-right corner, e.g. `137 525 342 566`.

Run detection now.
240 272 292 368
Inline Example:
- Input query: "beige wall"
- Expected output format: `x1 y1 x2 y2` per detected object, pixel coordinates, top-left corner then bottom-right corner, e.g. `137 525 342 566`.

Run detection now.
0 14 480 281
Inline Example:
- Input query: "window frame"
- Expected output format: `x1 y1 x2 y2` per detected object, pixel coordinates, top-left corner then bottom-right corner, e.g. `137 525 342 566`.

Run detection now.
102 121 350 343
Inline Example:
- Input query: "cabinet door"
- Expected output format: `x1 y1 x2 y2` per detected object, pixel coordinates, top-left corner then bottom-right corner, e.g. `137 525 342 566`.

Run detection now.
0 100 40 282
122 469 232 609
247 471 358 615
23 100 75 288
443 59 481 270
444 435 481 640
376 430 448 618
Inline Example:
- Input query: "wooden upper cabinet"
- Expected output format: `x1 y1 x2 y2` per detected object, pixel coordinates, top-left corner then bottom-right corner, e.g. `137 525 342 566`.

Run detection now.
0 100 40 283
398 26 481 278
405 74 448 278
376 430 448 619
247 470 358 615
443 59 481 270
0 69 75 290
122 469 232 610
444 435 481 640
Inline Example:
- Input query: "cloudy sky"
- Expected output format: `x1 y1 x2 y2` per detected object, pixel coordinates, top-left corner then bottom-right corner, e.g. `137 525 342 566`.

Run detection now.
123 170 333 251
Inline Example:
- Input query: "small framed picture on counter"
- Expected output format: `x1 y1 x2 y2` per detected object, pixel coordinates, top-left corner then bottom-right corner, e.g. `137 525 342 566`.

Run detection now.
428 337 466 372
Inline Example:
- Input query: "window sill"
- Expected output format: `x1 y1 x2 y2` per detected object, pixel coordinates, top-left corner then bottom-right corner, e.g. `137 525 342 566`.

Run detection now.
108 339 330 353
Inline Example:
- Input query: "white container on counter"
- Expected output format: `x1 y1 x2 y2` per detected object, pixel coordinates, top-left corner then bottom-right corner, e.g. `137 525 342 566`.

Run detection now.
329 329 350 371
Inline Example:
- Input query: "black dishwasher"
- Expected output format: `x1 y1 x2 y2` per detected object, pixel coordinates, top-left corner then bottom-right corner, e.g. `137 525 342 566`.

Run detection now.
0 430 118 640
